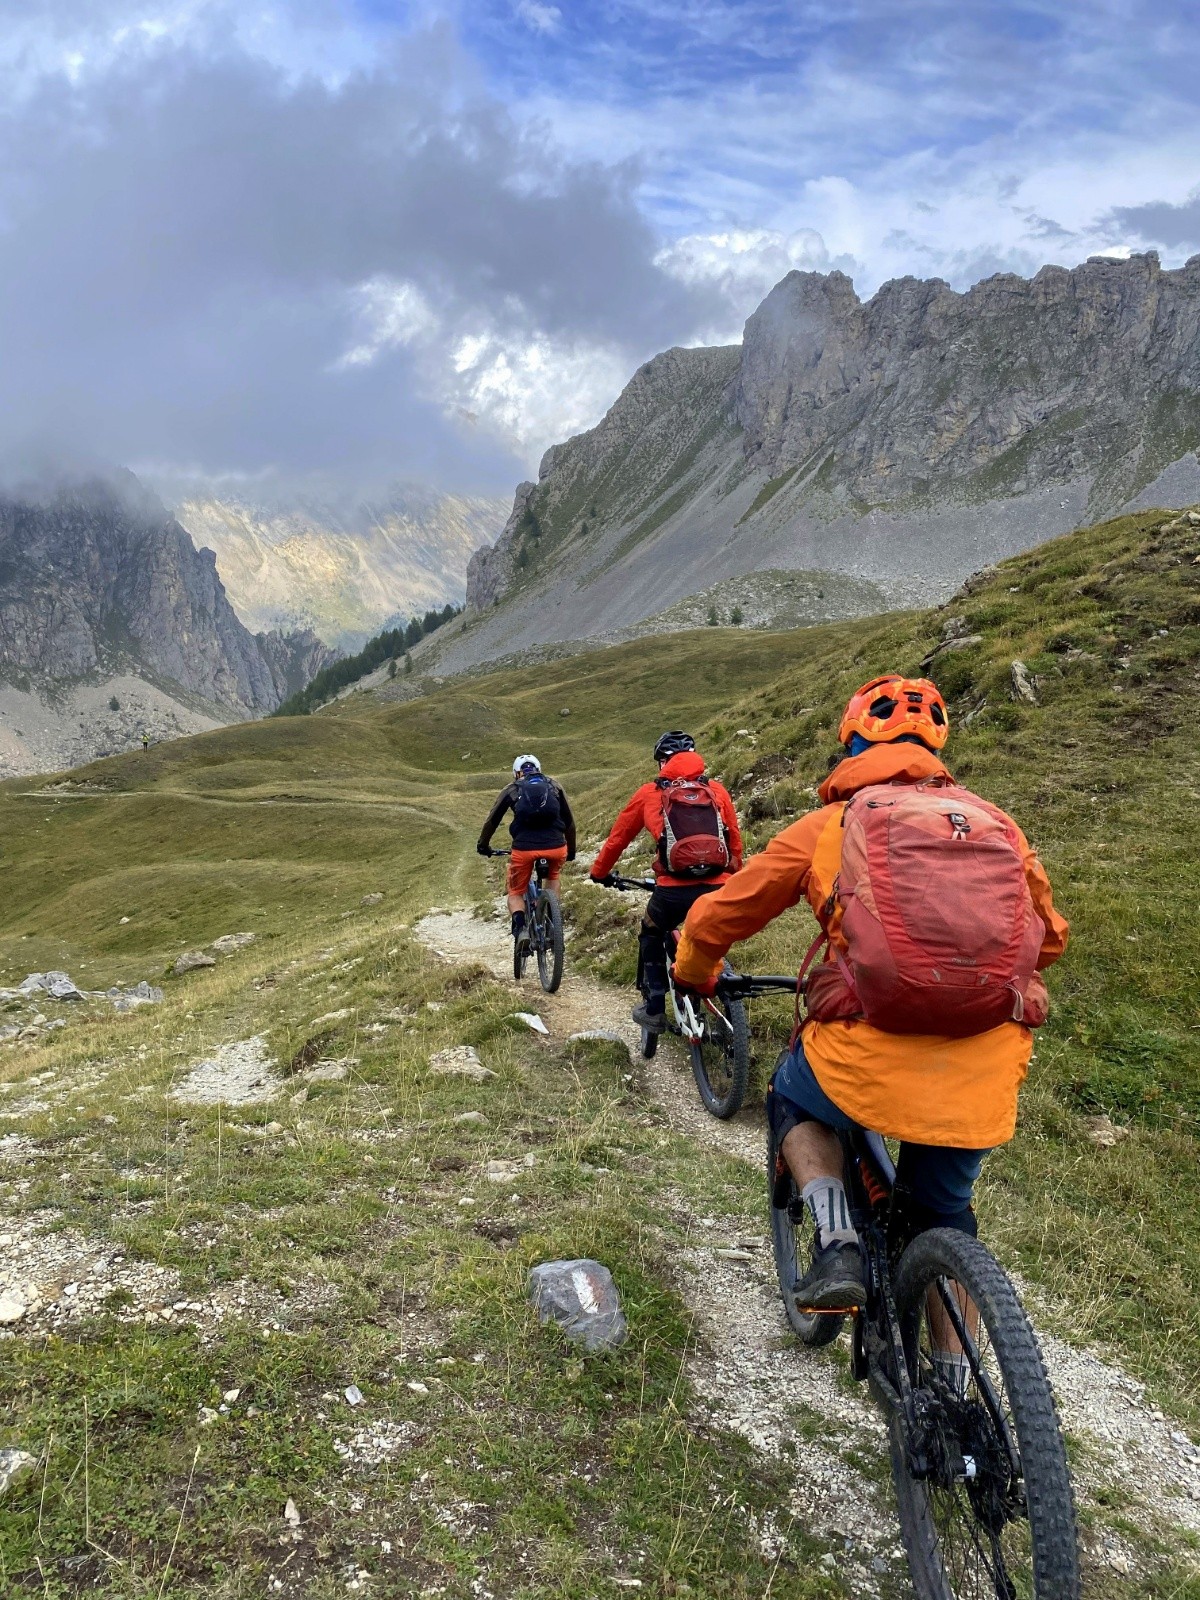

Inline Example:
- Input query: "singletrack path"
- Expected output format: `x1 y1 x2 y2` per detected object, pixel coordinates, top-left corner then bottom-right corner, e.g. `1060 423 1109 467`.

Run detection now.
416 897 1200 1591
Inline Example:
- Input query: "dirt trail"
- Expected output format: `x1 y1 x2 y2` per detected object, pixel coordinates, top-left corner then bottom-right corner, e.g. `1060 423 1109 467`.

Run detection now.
416 900 1200 1584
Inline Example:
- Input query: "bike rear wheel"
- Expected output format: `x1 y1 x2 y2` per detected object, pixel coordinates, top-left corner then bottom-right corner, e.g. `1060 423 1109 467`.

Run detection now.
535 888 564 993
688 990 750 1118
889 1229 1079 1600
765 1097 844 1347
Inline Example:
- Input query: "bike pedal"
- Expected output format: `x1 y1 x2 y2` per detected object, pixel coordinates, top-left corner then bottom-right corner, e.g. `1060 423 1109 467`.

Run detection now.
794 1300 861 1316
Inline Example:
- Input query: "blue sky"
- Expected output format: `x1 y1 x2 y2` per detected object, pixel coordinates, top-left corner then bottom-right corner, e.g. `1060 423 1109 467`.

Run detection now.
0 0 1196 498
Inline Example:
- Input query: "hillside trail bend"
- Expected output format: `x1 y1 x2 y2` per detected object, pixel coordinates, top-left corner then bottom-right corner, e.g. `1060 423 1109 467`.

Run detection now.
415 893 1200 1591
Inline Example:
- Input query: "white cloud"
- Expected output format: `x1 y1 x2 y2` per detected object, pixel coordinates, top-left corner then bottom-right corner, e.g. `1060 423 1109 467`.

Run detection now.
656 228 835 339
514 0 562 35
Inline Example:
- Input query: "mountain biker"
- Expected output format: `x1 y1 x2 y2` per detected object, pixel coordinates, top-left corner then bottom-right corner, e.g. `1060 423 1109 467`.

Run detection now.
590 732 742 1032
478 755 576 946
673 676 1068 1313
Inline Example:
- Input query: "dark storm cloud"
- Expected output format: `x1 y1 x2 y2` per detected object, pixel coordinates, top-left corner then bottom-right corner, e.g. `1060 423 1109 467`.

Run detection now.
1106 191 1200 250
0 24 714 490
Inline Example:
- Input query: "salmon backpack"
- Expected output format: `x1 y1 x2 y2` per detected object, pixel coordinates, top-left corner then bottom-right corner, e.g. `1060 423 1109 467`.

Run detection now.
657 778 730 879
803 778 1049 1037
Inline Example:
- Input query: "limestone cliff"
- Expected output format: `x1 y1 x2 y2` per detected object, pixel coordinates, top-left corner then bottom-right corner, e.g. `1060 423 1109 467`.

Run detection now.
0 473 335 715
448 253 1200 676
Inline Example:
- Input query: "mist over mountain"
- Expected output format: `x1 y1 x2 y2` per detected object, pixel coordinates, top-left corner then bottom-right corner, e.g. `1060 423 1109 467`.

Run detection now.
0 471 336 776
174 485 506 651
445 253 1200 674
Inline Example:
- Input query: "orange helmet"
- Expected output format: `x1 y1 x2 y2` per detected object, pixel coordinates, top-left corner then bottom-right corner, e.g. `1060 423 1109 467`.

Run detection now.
838 674 949 751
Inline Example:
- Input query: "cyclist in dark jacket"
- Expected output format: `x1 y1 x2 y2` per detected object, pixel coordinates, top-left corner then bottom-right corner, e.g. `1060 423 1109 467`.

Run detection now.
478 754 576 943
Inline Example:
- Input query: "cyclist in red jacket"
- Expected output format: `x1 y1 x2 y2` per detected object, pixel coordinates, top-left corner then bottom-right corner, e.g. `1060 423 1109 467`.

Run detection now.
590 731 742 1031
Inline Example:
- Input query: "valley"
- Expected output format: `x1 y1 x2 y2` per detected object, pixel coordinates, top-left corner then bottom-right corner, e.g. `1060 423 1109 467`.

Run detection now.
1 507 1198 1596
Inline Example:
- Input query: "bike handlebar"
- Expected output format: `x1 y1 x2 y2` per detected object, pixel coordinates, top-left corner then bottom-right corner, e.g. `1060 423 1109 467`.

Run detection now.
607 874 656 892
717 974 798 999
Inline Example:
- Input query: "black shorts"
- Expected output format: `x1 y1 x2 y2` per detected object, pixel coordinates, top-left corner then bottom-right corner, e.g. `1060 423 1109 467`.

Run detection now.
644 881 721 933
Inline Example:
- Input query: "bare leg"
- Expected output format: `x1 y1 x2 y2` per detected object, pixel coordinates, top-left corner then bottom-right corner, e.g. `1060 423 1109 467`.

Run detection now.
781 1120 844 1189
506 891 524 914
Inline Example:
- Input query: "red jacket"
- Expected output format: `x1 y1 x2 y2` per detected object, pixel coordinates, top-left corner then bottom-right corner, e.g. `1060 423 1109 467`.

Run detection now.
591 751 743 887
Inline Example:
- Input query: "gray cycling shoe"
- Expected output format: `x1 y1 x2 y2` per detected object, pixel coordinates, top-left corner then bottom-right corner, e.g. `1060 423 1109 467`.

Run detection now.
631 1000 667 1033
794 1240 866 1312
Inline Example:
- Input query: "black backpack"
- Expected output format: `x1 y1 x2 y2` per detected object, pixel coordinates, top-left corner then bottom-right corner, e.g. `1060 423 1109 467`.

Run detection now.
512 773 561 831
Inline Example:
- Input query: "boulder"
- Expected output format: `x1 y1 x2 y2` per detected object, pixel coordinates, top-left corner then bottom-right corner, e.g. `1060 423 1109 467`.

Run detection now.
43 972 83 1001
1010 660 1039 704
360 893 384 906
174 950 217 975
211 932 256 955
529 1259 628 1352
0 1449 37 1499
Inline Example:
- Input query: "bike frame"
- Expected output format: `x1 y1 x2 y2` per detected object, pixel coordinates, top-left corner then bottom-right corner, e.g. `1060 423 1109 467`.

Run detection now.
837 1128 1017 1488
490 849 553 949
609 874 798 1041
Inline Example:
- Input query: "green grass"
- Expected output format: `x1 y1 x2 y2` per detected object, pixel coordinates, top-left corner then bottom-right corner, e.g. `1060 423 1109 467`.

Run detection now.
1 503 1199 1592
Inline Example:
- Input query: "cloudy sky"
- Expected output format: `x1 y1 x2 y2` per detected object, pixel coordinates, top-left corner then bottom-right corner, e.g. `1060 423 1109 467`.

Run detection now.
1 0 1197 501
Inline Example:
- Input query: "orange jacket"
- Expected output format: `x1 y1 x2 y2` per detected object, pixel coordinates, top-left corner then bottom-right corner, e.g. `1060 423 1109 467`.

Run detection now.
591 751 743 888
675 742 1069 1148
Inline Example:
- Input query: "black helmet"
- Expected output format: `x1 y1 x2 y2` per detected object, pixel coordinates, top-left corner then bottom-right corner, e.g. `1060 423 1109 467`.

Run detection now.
653 730 695 763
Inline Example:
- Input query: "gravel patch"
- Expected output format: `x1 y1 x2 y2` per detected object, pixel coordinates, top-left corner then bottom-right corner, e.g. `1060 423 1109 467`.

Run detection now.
173 1036 281 1106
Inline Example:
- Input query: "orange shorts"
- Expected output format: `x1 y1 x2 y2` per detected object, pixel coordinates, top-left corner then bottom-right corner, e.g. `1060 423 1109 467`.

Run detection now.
507 845 568 896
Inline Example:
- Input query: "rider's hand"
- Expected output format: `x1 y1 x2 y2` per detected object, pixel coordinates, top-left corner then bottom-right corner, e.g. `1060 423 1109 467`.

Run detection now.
670 962 719 998
591 870 616 887
476 843 493 857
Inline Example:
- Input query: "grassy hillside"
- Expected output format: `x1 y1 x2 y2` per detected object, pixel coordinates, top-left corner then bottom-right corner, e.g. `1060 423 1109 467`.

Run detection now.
1 505 1198 1596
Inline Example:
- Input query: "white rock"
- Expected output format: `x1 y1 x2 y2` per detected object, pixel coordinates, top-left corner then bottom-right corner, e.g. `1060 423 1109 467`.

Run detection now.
224 1388 241 1403
510 1012 549 1035
284 1497 301 1527
0 1292 26 1325
454 1111 487 1126
429 1046 495 1081
406 1380 429 1396
308 1008 352 1028
344 1385 364 1407
211 932 256 955
174 950 217 975
0 1449 37 1498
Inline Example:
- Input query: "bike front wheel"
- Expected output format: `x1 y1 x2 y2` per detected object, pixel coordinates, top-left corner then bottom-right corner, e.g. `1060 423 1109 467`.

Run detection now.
889 1229 1079 1600
535 888 564 993
688 991 750 1119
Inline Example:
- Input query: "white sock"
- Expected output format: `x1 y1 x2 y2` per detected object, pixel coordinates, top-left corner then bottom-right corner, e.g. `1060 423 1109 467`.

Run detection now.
801 1177 857 1249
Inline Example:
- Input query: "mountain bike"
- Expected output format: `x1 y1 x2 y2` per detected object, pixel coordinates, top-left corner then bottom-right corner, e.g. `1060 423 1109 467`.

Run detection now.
764 1054 1080 1599
607 876 794 1119
489 850 564 993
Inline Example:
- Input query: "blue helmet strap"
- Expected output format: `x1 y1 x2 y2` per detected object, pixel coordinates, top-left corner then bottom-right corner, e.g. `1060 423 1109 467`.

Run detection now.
847 732 932 756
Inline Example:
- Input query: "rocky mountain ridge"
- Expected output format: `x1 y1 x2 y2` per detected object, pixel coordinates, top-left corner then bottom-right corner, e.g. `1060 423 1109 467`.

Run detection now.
0 473 336 774
455 252 1200 675
176 486 505 650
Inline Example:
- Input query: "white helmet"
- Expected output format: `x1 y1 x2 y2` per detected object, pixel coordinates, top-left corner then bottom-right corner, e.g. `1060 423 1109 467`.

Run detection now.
512 753 541 776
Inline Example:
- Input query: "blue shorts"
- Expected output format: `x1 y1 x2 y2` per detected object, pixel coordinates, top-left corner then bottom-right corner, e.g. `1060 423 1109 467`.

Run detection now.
767 1043 989 1231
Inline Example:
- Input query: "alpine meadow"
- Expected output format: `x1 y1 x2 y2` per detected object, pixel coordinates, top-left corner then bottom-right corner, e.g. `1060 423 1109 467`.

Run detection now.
2 506 1198 1597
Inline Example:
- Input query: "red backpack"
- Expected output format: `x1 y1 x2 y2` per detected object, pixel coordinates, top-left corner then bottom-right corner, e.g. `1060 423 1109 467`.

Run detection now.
657 778 730 879
803 778 1048 1037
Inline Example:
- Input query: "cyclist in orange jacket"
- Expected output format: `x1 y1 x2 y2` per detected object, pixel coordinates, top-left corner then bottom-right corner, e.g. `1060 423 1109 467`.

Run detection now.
673 678 1068 1313
590 731 742 1032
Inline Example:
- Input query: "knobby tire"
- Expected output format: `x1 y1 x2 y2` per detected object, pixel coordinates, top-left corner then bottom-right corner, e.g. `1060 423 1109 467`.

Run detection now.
535 888 564 993
689 992 750 1119
889 1229 1080 1600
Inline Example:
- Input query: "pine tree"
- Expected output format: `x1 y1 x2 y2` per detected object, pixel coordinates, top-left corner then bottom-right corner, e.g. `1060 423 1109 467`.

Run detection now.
730 604 743 625
706 604 718 626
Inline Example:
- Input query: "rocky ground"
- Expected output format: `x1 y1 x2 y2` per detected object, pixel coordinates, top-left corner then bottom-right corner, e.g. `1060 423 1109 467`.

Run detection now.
0 672 224 779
